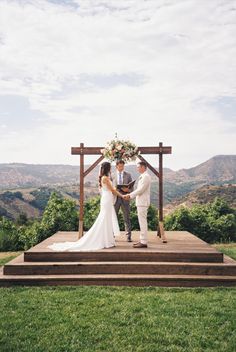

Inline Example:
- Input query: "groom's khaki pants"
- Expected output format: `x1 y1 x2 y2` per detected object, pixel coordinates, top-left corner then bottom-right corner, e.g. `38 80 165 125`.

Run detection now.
137 206 148 245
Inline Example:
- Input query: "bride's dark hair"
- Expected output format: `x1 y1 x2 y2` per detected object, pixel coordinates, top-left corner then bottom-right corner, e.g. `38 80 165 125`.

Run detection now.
99 162 111 187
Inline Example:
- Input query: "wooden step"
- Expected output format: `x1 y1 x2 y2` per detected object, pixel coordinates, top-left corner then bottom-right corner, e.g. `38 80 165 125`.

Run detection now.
0 269 235 287
2 231 234 288
24 251 224 263
4 256 236 276
23 231 224 263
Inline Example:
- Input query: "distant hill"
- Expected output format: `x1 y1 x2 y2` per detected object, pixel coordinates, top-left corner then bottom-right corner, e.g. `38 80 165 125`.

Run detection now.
164 184 236 215
173 155 236 184
0 155 235 189
0 155 235 220
0 184 99 220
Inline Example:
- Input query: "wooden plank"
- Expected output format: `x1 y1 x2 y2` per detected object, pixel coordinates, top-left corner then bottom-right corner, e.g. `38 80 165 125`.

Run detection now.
4 260 236 276
159 142 163 222
84 155 104 177
1 272 236 287
24 251 223 263
79 143 84 238
71 146 172 155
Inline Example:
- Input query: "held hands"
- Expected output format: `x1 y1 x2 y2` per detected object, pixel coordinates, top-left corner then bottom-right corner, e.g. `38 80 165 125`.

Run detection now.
123 194 131 201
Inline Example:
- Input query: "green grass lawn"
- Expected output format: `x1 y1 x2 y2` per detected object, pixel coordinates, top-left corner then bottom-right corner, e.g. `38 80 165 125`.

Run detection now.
0 252 23 266
0 245 236 352
0 286 236 352
213 243 236 260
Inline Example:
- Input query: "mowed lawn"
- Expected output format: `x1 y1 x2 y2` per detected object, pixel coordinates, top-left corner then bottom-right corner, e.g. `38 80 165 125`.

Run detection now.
0 286 235 352
213 243 236 261
0 244 236 352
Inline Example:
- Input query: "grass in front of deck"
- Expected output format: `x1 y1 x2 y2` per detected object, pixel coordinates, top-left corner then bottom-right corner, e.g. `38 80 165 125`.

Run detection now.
0 285 236 352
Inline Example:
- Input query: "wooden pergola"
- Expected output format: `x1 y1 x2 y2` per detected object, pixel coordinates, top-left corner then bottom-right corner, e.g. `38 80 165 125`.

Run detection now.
71 142 172 241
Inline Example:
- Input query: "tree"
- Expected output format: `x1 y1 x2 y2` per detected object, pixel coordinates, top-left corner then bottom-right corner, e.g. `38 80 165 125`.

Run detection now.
40 192 78 240
0 217 20 251
18 221 44 250
164 197 236 243
16 213 28 226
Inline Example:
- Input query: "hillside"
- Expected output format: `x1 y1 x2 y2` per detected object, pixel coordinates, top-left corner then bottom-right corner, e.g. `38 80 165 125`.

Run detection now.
0 155 235 190
164 184 236 215
174 155 236 184
0 185 98 220
0 155 235 220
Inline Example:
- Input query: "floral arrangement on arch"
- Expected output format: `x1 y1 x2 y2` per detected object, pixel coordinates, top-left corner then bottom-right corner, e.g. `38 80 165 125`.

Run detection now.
101 139 140 163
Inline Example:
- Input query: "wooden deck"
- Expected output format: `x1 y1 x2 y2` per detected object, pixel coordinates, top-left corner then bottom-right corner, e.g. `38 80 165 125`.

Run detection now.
1 231 236 287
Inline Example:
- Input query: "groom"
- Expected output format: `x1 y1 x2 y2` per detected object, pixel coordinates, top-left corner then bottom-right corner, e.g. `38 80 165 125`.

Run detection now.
113 160 133 242
124 161 151 248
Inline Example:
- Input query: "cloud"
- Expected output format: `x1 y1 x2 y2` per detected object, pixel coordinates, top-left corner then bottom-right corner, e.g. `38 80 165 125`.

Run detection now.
0 0 235 169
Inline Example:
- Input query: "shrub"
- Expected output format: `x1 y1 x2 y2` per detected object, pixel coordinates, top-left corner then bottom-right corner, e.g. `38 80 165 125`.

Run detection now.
0 217 21 251
164 197 236 243
40 192 78 240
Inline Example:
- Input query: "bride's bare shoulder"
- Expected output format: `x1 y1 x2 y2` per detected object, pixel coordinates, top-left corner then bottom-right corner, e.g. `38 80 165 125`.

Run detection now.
101 175 109 183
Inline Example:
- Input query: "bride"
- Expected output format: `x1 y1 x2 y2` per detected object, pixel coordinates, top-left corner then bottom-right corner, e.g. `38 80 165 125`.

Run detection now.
47 161 125 251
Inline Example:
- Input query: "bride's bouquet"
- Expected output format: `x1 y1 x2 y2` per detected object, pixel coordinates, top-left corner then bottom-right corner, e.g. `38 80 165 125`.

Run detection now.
101 139 140 163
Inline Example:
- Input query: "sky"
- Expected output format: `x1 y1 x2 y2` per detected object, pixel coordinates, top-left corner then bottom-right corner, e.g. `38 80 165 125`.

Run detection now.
0 0 236 170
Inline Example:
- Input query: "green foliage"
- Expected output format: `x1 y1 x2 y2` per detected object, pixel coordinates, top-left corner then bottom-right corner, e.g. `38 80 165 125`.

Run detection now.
0 217 21 251
0 192 78 251
29 187 55 211
83 196 100 230
16 213 28 226
0 205 10 218
40 192 78 238
1 192 235 252
18 221 44 250
84 196 158 231
165 197 236 243
214 243 236 260
147 203 159 230
0 191 23 201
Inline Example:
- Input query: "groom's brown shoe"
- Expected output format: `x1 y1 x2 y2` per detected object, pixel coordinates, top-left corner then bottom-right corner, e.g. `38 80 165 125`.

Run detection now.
133 242 147 248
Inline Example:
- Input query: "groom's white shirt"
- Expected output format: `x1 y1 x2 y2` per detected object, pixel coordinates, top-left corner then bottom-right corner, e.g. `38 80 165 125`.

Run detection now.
129 171 151 207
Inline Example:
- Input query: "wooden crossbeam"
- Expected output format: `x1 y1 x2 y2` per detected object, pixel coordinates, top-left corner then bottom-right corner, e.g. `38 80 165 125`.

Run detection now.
72 146 172 155
84 155 104 177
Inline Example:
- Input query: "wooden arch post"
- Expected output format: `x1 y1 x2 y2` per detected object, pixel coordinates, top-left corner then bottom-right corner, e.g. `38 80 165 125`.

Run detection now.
71 143 172 240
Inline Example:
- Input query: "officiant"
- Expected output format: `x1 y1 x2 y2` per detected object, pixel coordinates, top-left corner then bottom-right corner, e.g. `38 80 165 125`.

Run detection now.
112 160 134 242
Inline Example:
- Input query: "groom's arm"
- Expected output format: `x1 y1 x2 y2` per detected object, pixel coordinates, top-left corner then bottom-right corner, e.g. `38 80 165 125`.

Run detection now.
129 175 150 199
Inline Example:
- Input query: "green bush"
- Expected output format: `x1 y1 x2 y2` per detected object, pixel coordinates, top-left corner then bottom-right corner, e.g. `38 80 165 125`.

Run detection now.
0 217 21 251
29 188 55 211
0 191 23 201
1 193 234 252
0 192 79 251
164 197 236 243
40 192 78 240
18 222 44 250
83 196 100 231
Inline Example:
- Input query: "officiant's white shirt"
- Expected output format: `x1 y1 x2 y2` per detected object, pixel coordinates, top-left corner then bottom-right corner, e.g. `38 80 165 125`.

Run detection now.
116 170 124 184
129 171 151 207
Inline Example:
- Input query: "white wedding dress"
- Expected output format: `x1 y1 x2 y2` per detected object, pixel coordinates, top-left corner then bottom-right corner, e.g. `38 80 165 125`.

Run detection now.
47 181 120 251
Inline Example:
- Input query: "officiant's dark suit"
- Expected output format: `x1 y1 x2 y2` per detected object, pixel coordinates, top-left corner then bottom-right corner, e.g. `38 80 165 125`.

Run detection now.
112 160 134 242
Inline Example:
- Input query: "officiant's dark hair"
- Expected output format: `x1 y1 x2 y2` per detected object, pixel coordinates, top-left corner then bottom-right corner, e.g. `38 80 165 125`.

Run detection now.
99 162 111 187
116 160 125 165
138 161 147 169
